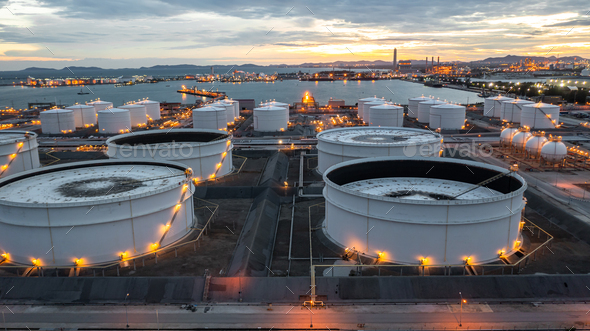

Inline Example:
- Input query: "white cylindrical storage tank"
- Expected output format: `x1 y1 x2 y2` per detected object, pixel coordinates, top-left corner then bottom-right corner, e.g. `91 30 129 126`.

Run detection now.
119 104 148 127
98 108 132 134
192 106 227 131
0 131 40 179
65 105 97 128
317 127 442 174
261 101 290 114
525 132 548 158
362 99 386 124
541 136 567 163
323 157 527 264
429 104 466 130
40 109 76 134
87 100 113 112
500 127 519 146
0 159 196 266
501 99 534 123
253 106 288 132
512 128 532 151
417 99 446 123
368 104 404 127
521 103 560 129
484 96 514 118
221 99 240 119
358 96 382 120
407 96 432 119
137 100 161 121
106 129 233 181
212 102 236 125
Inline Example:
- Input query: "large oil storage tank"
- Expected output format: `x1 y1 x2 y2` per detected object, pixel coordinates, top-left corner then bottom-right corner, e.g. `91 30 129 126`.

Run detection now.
212 101 236 125
317 127 442 174
119 104 148 127
484 96 514 118
0 131 40 179
87 100 113 112
525 131 547 158
368 104 404 127
358 96 383 120
65 105 97 128
407 96 432 119
501 99 534 123
137 100 161 121
323 157 527 264
521 103 560 129
193 105 227 131
253 106 288 132
362 99 386 124
541 136 567 164
261 101 290 114
40 109 76 134
500 127 519 147
512 127 532 152
0 159 195 266
106 129 233 181
429 104 466 130
417 99 446 123
98 108 132 134
221 99 240 119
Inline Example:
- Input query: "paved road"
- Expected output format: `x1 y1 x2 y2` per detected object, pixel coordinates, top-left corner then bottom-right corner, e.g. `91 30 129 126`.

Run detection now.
1 304 589 329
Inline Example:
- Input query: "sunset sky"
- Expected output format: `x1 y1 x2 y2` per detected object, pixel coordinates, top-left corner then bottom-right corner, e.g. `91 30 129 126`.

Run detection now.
1 0 589 70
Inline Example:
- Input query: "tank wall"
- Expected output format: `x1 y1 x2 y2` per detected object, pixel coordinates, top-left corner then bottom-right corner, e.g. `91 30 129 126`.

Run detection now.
253 108 288 131
40 112 76 134
193 110 227 131
98 111 132 134
430 107 465 130
521 106 560 129
0 136 40 177
368 108 403 127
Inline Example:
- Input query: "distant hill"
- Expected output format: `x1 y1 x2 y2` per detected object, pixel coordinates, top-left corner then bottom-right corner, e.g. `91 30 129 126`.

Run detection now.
473 55 586 64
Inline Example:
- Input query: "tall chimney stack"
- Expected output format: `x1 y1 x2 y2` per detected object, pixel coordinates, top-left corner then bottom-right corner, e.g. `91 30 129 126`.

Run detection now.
437 56 440 67
426 57 429 72
393 48 398 72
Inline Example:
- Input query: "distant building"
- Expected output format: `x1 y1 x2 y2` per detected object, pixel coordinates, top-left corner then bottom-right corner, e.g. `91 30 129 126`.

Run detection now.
398 60 413 73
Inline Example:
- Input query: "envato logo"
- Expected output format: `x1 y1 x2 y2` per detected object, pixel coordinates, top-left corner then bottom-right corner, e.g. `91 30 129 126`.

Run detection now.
105 141 194 158
402 141 494 158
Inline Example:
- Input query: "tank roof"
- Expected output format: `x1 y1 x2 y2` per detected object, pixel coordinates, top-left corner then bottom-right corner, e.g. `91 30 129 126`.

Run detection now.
42 109 73 114
98 108 128 114
66 105 94 109
0 131 33 145
107 129 229 146
318 127 441 146
194 106 225 112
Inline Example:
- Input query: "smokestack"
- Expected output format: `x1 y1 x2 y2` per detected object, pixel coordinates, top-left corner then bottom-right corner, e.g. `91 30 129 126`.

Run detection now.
432 57 435 71
437 56 440 67
426 57 429 72
393 48 398 72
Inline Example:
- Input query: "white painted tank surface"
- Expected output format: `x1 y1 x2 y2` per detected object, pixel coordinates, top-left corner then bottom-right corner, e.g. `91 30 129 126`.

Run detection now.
119 104 148 127
192 106 227 131
317 127 442 174
65 105 97 128
106 129 233 181
261 101 290 114
500 127 519 146
358 96 383 120
212 101 236 125
484 96 514 118
417 99 446 123
512 128 532 151
501 99 534 123
221 99 240 119
98 108 132 134
407 96 432 119
253 106 288 132
0 159 196 266
429 104 466 130
362 99 386 124
323 157 527 264
521 103 560 129
0 131 40 179
87 100 114 112
137 100 161 121
525 132 548 157
368 104 404 127
40 109 76 134
541 136 567 163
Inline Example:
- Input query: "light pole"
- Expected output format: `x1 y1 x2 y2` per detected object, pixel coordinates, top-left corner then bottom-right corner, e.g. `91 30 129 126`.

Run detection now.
125 292 130 328
309 307 313 328
459 292 466 327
